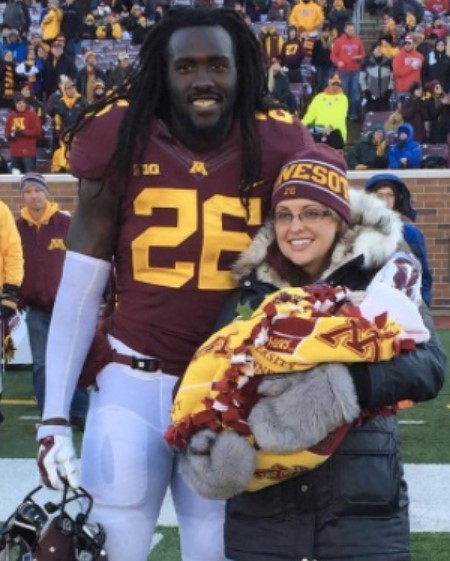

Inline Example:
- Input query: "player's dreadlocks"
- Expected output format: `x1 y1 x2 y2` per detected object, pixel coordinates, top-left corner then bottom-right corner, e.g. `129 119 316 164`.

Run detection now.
67 7 278 213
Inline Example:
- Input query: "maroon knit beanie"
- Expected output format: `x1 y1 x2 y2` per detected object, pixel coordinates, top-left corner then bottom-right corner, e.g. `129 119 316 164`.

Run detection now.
271 144 351 223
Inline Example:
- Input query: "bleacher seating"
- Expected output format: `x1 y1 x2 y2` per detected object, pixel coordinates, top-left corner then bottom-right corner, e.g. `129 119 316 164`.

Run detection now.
361 111 391 136
421 144 449 166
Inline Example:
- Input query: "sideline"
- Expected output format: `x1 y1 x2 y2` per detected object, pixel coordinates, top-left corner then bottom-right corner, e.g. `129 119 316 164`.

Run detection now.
1 460 449 531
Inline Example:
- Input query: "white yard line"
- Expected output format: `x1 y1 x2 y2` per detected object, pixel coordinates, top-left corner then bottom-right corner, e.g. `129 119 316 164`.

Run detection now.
1 460 449 532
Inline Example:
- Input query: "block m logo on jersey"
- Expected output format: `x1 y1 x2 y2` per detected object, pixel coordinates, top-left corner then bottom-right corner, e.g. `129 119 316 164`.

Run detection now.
189 161 208 176
316 321 383 362
48 238 66 251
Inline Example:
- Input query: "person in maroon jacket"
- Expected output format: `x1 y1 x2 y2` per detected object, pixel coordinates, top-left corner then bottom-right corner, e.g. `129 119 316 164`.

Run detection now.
5 93 42 173
16 172 88 429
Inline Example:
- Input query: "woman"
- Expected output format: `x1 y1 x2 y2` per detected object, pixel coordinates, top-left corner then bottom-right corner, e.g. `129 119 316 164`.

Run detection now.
176 144 446 561
424 79 450 144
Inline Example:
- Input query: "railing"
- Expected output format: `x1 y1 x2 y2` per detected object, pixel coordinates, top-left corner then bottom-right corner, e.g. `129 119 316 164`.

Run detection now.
353 0 365 35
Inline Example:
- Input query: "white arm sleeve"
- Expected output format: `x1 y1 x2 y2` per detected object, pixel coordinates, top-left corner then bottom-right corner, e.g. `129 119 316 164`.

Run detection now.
42 251 111 421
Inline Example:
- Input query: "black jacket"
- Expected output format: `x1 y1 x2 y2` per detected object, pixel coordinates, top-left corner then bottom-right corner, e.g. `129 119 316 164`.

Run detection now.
224 190 446 561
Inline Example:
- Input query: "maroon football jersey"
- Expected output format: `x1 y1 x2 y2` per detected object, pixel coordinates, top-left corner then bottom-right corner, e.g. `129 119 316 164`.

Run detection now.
69 102 313 376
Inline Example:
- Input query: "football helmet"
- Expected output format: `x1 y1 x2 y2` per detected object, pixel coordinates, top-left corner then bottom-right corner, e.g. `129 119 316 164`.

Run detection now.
0 484 108 561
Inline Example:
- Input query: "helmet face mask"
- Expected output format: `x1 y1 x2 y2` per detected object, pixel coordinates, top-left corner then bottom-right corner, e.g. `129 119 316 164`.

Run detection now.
0 486 108 561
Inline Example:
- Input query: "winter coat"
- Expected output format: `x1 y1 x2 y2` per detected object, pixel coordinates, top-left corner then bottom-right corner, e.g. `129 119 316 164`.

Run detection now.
347 126 389 169
224 189 446 561
40 6 63 42
388 123 423 168
403 223 433 307
16 202 69 313
4 108 42 157
3 0 31 36
60 0 83 41
360 53 393 99
301 88 348 140
0 200 23 289
425 96 450 143
42 53 77 97
423 48 450 93
311 35 334 69
401 95 429 142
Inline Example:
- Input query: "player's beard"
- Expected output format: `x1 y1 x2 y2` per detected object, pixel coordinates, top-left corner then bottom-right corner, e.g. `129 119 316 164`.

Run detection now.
171 104 235 149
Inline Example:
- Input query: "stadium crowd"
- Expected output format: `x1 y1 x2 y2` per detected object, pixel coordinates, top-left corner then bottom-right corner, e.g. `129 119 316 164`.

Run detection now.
0 0 449 170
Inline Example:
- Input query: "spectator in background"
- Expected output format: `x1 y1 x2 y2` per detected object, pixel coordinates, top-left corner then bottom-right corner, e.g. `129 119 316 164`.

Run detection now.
131 14 150 46
3 28 27 63
96 10 123 40
75 51 107 105
380 33 400 59
0 50 18 107
40 0 63 45
42 39 77 98
425 0 450 17
20 82 46 125
391 0 424 24
80 13 97 40
302 72 348 148
347 122 389 169
384 99 404 133
401 81 429 142
360 41 393 111
51 78 87 172
425 79 450 143
365 173 433 307
280 26 304 83
289 0 325 35
328 0 350 36
0 197 23 424
258 24 285 66
423 38 450 94
60 0 83 58
5 93 42 172
16 173 89 429
267 57 298 114
388 123 423 169
15 46 40 88
392 33 424 93
266 0 289 21
331 21 365 120
3 0 31 40
92 78 107 102
311 21 335 92
107 51 132 90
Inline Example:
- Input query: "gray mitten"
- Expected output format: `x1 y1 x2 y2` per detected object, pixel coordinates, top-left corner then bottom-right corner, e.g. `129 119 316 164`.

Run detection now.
249 363 360 453
180 429 256 500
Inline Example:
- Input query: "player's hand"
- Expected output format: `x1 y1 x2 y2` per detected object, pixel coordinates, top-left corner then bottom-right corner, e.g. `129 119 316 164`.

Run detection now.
248 364 360 453
37 427 79 490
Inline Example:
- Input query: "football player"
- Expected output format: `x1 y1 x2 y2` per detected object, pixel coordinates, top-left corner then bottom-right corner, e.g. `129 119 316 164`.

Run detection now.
36 7 314 561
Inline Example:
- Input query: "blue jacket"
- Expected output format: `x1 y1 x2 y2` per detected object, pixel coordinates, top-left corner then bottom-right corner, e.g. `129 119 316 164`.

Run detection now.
388 123 423 169
404 222 433 307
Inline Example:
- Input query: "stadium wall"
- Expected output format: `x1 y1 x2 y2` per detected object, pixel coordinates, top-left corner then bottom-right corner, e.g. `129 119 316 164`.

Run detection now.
2 171 450 309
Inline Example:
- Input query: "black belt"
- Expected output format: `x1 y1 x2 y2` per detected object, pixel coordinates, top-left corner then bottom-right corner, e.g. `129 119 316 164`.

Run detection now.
111 350 160 372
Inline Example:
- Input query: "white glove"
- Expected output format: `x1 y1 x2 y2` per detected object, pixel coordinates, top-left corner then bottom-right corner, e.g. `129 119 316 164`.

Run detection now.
249 363 360 453
37 425 80 490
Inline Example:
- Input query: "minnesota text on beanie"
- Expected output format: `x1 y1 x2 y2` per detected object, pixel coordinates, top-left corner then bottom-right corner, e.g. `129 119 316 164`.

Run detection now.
271 144 351 223
19 172 49 196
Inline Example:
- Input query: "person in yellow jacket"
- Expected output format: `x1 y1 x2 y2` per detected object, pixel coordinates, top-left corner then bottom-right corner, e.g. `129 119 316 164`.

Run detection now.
95 11 123 40
301 73 348 148
40 0 63 44
289 0 324 34
0 198 23 423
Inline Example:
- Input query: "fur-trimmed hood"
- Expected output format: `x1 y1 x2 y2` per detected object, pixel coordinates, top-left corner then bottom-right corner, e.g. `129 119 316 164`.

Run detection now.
232 188 405 287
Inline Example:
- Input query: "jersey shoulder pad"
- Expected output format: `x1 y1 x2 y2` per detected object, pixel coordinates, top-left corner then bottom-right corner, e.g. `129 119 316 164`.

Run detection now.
68 100 128 180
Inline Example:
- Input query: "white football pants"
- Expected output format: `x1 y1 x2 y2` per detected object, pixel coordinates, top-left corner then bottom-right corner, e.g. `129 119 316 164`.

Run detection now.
80 337 229 561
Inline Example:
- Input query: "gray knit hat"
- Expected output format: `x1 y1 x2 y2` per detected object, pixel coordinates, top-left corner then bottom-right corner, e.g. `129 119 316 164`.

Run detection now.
19 172 49 196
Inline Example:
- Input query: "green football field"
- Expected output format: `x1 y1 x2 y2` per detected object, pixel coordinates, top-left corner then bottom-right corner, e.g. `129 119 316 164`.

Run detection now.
1 330 450 561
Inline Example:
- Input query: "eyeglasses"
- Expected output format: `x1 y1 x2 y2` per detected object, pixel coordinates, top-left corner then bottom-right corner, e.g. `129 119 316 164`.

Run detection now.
273 208 333 225
376 192 395 201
